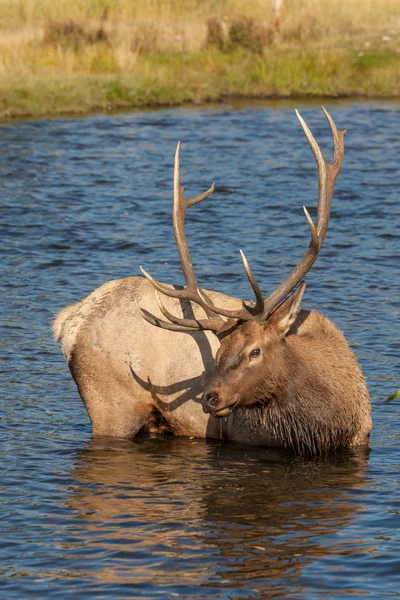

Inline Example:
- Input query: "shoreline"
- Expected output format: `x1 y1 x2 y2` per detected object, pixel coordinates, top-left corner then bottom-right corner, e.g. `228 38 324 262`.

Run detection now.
1 89 399 124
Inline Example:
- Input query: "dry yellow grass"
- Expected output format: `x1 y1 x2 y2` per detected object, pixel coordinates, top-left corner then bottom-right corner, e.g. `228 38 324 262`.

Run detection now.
1 0 399 28
0 0 399 118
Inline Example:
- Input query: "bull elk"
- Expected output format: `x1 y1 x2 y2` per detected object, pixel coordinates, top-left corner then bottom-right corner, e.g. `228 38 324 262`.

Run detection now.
54 108 372 454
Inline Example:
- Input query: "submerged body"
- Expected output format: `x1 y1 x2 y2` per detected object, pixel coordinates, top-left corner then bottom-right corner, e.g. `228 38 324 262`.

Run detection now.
54 276 372 453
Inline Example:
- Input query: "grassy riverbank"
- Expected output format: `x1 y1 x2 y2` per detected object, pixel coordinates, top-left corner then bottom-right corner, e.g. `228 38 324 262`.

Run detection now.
1 0 400 118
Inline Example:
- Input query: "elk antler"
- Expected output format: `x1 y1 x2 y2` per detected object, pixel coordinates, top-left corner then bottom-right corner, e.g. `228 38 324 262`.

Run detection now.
136 143 226 333
137 107 347 332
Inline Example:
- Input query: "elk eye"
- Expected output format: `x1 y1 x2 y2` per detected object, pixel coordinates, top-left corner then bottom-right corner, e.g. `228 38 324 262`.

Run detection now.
249 348 261 359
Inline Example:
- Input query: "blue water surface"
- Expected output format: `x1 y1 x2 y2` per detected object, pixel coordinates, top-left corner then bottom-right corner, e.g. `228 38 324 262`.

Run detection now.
0 100 399 598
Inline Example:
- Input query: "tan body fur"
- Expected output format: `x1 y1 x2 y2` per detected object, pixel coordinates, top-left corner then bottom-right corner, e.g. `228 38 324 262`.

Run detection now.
54 276 372 451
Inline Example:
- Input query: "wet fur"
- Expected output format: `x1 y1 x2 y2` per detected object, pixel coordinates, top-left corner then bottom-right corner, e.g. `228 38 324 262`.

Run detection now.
205 308 371 454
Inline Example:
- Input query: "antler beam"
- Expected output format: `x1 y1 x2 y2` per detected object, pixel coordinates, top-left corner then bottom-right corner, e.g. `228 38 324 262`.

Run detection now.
137 143 225 333
137 107 346 333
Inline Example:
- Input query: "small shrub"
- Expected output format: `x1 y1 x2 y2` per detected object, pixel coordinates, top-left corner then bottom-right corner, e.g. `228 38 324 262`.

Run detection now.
205 17 225 51
43 20 87 50
228 16 271 54
386 389 400 402
43 9 109 51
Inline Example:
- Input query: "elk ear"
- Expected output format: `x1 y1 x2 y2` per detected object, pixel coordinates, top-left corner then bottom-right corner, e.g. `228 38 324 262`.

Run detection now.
269 282 306 337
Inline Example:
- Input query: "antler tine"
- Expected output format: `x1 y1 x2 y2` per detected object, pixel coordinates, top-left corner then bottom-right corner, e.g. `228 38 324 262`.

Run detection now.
140 143 216 313
154 291 223 332
187 249 268 322
173 142 215 290
190 250 267 321
239 249 265 314
135 291 223 333
296 106 346 242
135 299 199 332
140 265 201 302
259 107 347 320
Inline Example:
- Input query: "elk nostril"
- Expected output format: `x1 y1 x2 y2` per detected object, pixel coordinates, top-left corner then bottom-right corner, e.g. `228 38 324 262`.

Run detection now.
206 392 219 408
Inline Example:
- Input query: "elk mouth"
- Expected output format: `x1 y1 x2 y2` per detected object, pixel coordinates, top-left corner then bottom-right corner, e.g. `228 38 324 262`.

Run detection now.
201 391 240 418
212 404 237 418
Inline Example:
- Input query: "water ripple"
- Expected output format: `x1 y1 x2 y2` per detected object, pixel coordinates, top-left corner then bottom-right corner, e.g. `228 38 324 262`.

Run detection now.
0 101 399 598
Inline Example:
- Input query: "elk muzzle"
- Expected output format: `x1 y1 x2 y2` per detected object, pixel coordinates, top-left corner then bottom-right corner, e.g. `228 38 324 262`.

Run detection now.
201 389 240 418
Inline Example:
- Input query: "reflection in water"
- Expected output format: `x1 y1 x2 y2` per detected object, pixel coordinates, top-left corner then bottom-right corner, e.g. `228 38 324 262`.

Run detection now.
65 437 371 595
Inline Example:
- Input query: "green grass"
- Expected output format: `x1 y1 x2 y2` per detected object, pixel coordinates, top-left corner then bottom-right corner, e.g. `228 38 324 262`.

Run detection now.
1 48 400 119
386 389 400 402
0 0 400 118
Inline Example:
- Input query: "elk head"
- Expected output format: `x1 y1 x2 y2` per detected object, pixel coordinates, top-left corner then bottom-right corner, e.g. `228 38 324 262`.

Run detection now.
201 282 306 417
137 108 347 419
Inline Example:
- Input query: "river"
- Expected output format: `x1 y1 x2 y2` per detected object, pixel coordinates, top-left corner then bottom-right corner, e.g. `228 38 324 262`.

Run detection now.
1 100 399 598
